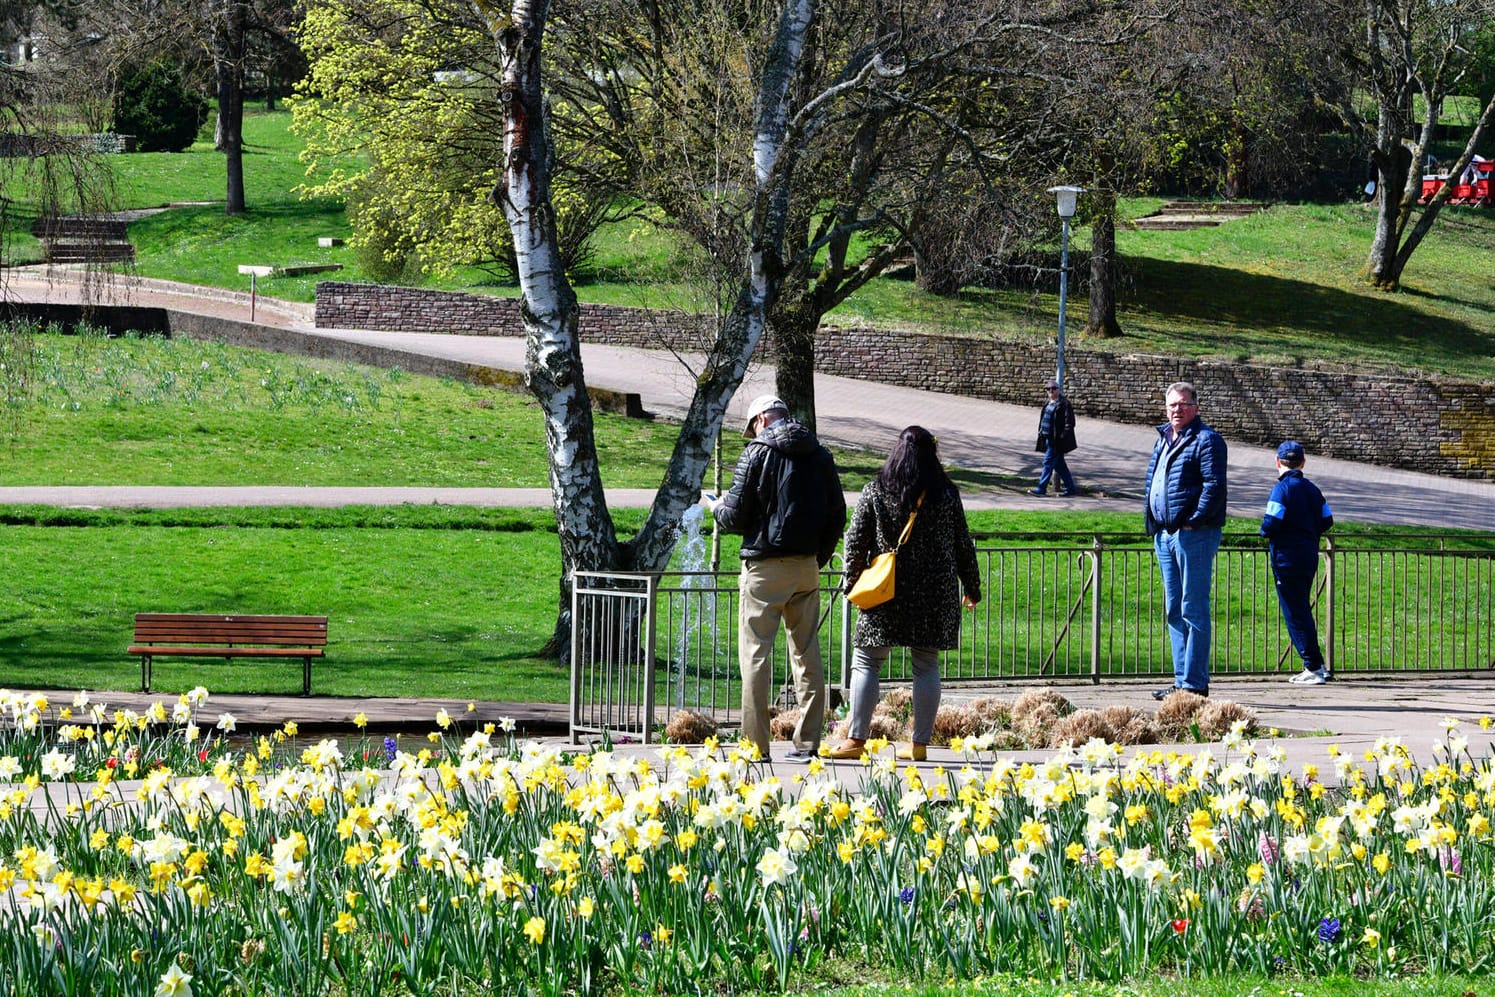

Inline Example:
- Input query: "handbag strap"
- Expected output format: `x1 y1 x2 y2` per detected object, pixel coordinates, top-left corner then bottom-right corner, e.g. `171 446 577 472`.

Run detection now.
895 492 925 548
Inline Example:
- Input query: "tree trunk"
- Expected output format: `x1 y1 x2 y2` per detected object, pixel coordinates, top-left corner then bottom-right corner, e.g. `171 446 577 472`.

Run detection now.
1365 156 1402 289
770 303 818 432
214 0 247 215
913 242 960 296
1224 116 1248 199
1086 192 1122 339
494 0 814 657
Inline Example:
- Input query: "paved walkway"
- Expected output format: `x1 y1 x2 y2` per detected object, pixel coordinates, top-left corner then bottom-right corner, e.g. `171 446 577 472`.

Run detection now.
57 676 1495 782
4 268 1491 529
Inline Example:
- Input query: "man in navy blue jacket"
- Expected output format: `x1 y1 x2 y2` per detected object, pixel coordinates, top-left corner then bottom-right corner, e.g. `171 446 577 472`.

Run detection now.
1145 381 1228 699
1261 441 1334 684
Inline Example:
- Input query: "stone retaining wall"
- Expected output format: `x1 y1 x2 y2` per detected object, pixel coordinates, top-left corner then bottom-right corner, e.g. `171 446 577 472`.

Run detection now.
314 281 1495 479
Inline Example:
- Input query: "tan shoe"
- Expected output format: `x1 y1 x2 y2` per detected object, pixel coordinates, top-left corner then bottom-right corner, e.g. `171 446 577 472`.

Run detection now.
895 743 927 762
825 740 866 760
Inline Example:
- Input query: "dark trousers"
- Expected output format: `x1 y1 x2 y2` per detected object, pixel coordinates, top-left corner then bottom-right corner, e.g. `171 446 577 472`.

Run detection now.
1036 445 1076 493
1273 561 1326 672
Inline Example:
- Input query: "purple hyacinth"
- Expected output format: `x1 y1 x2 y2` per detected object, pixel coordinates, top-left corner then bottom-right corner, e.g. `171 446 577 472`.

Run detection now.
383 736 398 762
1317 916 1341 943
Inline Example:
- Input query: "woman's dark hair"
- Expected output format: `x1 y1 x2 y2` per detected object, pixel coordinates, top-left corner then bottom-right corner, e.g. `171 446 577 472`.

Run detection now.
876 425 954 516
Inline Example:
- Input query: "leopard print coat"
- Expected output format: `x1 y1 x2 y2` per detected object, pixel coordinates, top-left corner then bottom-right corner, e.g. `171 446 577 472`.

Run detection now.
842 479 983 649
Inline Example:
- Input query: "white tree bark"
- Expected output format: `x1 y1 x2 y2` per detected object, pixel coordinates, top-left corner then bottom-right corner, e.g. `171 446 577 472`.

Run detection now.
487 0 818 645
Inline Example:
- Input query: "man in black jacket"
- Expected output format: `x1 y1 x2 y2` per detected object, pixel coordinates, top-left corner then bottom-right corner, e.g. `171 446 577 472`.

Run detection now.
706 395 846 761
1029 378 1079 497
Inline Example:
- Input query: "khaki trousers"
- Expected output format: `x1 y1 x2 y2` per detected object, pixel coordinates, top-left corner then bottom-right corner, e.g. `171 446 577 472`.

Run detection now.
738 555 825 757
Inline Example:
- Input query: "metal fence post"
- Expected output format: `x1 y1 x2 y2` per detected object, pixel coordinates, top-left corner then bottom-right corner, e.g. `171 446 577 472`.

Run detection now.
1090 536 1104 683
568 572 581 745
643 573 658 744
1323 536 1335 676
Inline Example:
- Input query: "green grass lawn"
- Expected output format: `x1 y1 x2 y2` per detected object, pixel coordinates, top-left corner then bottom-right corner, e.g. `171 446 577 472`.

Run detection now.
0 332 1488 701
0 330 720 487
2 500 1482 702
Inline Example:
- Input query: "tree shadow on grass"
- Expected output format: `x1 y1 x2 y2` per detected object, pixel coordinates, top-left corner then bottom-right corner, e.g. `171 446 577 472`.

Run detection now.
1120 258 1493 370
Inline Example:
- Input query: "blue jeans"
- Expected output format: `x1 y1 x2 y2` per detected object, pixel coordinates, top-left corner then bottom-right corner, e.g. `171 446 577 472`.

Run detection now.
1036 445 1077 494
1153 527 1221 692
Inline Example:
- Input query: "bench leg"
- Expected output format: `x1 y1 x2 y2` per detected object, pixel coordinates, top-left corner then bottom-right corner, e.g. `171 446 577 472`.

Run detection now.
303 655 312 697
141 654 152 693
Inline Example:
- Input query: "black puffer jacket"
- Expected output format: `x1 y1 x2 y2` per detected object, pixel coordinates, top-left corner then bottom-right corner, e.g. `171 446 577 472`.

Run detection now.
713 418 846 565
842 479 982 650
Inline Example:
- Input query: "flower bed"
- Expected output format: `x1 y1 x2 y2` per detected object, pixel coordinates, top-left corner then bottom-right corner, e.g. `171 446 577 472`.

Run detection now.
2 689 1494 995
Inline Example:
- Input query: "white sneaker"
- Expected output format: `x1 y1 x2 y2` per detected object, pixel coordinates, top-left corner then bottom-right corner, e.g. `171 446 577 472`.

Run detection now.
1288 669 1328 685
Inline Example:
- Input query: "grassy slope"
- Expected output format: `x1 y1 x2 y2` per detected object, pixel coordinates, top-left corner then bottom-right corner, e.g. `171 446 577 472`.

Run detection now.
6 109 1495 379
2 333 690 487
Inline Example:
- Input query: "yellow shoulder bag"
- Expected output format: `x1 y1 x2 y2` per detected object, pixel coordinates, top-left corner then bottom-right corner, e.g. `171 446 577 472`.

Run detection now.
846 493 923 610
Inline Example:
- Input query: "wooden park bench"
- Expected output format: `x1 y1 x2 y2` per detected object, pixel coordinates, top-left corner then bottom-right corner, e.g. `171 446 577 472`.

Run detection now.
129 614 328 695
30 215 136 264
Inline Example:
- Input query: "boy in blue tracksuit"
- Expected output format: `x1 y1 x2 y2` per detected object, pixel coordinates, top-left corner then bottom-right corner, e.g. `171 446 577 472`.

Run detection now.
1260 441 1334 684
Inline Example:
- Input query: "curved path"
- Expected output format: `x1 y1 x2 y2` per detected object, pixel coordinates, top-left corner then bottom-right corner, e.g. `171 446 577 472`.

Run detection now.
4 268 1491 531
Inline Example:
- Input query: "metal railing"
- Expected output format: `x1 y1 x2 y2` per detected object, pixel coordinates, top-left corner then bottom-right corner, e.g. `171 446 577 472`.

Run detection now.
570 534 1494 743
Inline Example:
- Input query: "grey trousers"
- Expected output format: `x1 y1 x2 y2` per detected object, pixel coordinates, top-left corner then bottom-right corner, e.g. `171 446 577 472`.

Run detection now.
738 555 826 757
846 645 940 745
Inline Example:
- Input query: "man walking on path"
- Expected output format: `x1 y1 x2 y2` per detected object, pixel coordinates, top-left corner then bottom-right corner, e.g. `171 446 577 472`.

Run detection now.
1261 441 1335 684
1145 381 1228 700
706 396 846 761
1029 378 1078 496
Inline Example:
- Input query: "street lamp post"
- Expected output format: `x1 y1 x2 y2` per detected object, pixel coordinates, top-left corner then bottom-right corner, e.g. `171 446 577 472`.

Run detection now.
1047 185 1084 393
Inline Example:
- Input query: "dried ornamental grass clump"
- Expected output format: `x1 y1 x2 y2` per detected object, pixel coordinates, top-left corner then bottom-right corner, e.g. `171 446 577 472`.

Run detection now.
768 707 800 741
1155 688 1210 738
1050 705 1162 749
1012 687 1074 747
930 702 986 745
1099 704 1161 745
968 697 1013 729
876 687 914 725
664 709 717 744
1195 700 1259 740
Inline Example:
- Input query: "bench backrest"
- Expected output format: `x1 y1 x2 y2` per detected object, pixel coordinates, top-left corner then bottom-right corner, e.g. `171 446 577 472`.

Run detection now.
30 217 130 240
133 613 328 647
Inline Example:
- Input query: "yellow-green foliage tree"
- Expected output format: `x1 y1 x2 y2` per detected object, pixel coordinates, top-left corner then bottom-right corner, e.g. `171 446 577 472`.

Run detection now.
291 0 620 281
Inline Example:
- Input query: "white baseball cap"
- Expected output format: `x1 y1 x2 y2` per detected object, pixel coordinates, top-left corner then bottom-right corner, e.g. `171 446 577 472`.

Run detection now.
742 394 787 437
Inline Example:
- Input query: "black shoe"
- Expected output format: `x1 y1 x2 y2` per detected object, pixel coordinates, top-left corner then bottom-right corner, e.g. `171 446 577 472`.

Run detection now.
1152 686 1178 701
1059 489 1077 497
784 747 817 762
1028 488 1046 496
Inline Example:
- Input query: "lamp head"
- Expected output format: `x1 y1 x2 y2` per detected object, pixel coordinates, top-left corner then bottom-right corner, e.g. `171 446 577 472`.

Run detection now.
1047 185 1085 219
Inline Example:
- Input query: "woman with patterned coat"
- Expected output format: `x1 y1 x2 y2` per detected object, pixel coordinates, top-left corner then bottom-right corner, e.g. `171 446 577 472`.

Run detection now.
828 426 982 762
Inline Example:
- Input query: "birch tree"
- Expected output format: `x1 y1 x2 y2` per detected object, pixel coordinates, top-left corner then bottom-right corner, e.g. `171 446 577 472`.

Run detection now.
487 0 823 653
1327 0 1495 289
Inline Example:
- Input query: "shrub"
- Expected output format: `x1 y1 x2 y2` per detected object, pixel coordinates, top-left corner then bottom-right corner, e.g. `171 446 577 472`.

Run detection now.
1195 700 1259 740
1048 705 1160 748
769 708 798 741
1155 689 1210 739
111 62 208 153
346 177 427 283
664 709 717 744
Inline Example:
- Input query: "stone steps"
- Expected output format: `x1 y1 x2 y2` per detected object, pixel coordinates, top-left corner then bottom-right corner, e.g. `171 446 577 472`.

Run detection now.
42 241 136 263
1131 201 1268 231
